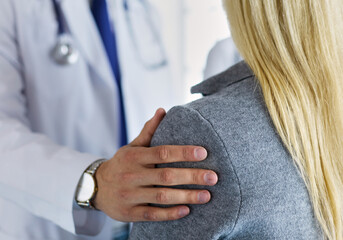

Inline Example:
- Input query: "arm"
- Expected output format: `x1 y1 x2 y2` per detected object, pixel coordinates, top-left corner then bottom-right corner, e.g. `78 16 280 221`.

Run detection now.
129 106 241 240
0 0 104 235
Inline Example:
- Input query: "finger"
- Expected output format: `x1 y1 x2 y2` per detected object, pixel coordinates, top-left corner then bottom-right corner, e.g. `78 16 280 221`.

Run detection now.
136 145 208 165
131 108 166 147
141 168 218 186
129 205 190 222
133 188 211 205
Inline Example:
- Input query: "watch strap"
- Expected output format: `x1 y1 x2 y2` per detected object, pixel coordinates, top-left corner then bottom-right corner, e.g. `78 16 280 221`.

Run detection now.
86 159 106 175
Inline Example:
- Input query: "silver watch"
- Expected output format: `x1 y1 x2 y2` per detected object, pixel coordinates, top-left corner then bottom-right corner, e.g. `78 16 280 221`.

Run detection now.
75 159 106 209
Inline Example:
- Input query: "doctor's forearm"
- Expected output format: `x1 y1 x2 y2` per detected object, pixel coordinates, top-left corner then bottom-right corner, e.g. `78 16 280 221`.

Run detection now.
0 114 100 234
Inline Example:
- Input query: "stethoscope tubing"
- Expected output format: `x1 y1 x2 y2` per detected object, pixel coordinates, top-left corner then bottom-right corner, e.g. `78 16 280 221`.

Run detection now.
52 0 65 35
51 0 167 68
123 0 168 69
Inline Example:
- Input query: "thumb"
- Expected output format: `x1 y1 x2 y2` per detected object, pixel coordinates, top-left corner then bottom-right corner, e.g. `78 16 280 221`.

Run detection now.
130 108 166 147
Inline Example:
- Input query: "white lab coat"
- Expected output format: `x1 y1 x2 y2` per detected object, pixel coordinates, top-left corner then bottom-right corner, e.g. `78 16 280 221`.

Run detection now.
204 38 242 79
0 0 176 239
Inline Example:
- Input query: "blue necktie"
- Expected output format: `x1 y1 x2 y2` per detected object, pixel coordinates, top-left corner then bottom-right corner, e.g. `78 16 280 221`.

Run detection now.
91 0 128 147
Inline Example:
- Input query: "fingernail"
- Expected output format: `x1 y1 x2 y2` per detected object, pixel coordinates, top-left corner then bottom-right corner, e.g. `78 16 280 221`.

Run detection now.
194 148 207 160
178 207 190 217
204 172 218 185
198 191 210 203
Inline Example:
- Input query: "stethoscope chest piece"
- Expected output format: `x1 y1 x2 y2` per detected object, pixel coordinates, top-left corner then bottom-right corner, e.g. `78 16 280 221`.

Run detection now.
51 34 79 65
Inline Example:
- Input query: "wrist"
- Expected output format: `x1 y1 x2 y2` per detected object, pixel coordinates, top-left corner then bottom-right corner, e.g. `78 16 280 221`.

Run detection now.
92 160 108 210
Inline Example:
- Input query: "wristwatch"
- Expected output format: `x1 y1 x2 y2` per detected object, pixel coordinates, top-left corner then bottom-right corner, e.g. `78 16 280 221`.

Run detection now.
75 159 106 209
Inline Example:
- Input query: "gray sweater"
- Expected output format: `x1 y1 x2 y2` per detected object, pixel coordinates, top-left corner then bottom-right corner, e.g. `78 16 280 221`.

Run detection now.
129 62 322 239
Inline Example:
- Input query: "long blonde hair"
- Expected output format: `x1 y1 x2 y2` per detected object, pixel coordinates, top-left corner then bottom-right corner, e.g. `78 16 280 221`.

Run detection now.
223 1 343 239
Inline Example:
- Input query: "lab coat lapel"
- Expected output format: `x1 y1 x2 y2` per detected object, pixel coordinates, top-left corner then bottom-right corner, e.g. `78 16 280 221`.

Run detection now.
59 0 116 90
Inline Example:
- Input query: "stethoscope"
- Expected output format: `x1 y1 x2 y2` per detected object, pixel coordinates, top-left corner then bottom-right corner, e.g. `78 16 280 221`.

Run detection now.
50 0 79 65
51 0 168 69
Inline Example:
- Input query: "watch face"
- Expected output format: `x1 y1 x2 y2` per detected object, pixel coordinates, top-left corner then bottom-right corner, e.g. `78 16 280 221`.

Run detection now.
76 173 95 202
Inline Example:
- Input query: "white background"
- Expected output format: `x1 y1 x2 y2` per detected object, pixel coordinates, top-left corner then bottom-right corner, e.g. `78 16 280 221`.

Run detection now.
150 0 231 103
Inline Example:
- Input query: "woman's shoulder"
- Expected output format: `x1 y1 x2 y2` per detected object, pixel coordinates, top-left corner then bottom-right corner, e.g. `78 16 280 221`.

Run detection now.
144 61 321 239
186 61 268 141
189 61 266 125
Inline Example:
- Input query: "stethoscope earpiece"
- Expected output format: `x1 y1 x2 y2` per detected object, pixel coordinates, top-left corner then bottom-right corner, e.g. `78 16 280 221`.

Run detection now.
51 34 79 66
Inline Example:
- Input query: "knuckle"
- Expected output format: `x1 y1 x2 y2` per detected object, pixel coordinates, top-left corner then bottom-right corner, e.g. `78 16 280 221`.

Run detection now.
143 210 158 221
117 189 131 201
183 147 190 159
123 149 138 162
125 208 136 222
167 210 177 220
159 169 174 185
119 172 135 183
188 191 197 203
120 208 130 220
156 190 170 204
144 120 151 129
192 171 199 184
158 146 169 161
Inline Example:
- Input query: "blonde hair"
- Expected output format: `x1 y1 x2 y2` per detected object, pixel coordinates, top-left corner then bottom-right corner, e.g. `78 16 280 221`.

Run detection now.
223 1 343 239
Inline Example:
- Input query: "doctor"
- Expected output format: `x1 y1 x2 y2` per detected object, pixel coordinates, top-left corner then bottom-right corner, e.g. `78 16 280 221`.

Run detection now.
0 0 218 239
